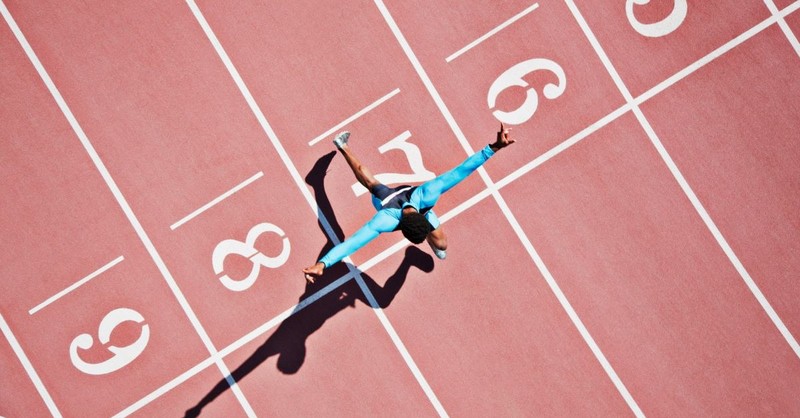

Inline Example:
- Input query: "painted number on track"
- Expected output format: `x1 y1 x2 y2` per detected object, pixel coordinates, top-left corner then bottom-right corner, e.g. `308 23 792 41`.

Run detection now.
626 0 687 37
487 58 566 125
69 308 149 375
212 222 291 291
351 130 435 197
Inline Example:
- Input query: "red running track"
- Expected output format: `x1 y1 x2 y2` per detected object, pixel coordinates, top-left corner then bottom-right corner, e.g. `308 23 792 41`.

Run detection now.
2 0 800 416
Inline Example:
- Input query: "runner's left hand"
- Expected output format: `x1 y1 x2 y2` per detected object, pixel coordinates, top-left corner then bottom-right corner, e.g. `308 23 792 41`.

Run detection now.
492 122 516 151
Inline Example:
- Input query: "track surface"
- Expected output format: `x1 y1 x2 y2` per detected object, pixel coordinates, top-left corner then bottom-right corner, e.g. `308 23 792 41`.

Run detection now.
2 1 800 416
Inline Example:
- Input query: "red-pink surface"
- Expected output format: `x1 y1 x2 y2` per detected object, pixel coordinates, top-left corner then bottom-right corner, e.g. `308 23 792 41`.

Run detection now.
787 5 800 31
2 0 799 416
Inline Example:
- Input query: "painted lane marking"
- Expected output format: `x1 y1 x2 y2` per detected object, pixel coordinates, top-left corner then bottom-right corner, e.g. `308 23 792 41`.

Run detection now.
636 6 799 106
375 0 645 416
186 1 440 416
1 1 255 416
29 256 124 315
170 171 263 230
762 0 800 58
446 2 540 63
115 0 800 414
308 88 400 146
0 314 62 417
565 0 800 361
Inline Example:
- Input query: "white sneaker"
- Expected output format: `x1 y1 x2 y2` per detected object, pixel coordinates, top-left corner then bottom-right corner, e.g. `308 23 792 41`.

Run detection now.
429 242 447 260
333 131 350 149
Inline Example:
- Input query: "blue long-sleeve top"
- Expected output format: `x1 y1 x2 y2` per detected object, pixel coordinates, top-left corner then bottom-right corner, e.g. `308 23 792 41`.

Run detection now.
319 145 496 267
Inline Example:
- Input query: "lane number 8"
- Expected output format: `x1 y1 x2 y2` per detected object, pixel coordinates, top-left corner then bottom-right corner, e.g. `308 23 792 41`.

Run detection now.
212 222 291 292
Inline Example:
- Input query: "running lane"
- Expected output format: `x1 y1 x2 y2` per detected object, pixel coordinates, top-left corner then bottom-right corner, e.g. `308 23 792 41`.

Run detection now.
639 26 800 345
500 112 800 416
3 0 331 352
380 0 627 181
0 15 210 416
365 200 634 416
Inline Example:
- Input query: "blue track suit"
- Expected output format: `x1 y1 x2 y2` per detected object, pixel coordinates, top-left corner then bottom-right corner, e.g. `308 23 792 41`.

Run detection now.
319 145 496 267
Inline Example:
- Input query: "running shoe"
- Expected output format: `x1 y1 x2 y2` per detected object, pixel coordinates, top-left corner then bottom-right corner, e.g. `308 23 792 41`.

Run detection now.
429 241 447 260
333 131 350 149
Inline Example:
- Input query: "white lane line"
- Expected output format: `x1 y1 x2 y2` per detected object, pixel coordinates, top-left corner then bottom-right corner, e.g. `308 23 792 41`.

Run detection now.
635 10 792 106
116 270 357 417
446 2 540 63
186 1 443 416
170 171 263 230
308 88 401 146
565 0 800 361
116 186 494 416
764 0 800 57
375 0 644 416
491 192 646 418
112 356 217 418
1 3 256 416
217 272 356 358
29 256 124 315
496 103 631 190
0 314 62 417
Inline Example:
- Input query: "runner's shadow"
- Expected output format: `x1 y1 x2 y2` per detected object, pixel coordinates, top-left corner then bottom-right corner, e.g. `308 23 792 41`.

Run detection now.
184 152 433 417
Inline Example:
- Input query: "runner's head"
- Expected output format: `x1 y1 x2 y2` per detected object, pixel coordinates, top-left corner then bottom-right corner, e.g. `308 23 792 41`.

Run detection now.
399 211 431 244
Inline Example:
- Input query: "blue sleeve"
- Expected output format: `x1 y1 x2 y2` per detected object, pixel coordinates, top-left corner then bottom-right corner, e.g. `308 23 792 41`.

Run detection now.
424 209 440 229
318 210 399 267
415 145 495 208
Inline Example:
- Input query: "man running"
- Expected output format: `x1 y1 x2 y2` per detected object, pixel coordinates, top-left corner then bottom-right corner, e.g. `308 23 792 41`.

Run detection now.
303 123 516 283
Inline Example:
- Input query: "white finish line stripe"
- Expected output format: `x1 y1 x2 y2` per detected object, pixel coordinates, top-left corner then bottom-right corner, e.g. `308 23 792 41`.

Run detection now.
764 0 800 58
308 88 400 146
635 10 792 106
446 2 539 63
170 171 263 230
0 314 62 417
29 256 124 315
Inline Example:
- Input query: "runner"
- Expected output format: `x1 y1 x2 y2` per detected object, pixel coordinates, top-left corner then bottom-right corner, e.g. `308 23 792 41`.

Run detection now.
303 123 516 283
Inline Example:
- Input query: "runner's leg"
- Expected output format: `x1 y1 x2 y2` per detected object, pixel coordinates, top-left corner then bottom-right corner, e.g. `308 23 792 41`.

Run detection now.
426 228 447 259
338 141 380 192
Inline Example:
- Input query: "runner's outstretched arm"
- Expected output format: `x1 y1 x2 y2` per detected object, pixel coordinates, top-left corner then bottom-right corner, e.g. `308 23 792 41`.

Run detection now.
416 123 516 207
303 210 397 283
302 123 516 283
